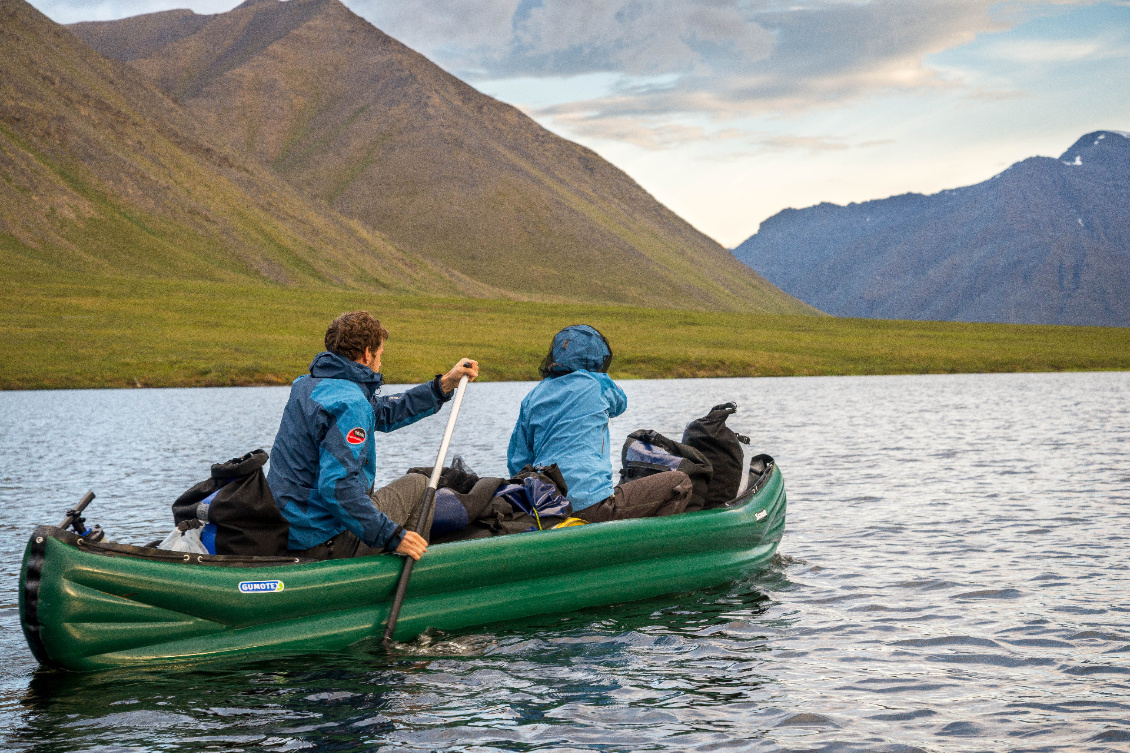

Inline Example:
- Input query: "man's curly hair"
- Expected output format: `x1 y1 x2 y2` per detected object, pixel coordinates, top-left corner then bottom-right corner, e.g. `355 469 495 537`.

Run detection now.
324 311 389 362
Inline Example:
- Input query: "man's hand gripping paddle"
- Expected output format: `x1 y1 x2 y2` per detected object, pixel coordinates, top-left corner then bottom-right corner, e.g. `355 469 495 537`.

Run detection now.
381 368 471 648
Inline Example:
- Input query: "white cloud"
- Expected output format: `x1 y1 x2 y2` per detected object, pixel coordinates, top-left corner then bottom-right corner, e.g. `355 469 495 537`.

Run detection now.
975 35 1127 62
351 0 777 77
346 0 1047 147
35 0 1101 135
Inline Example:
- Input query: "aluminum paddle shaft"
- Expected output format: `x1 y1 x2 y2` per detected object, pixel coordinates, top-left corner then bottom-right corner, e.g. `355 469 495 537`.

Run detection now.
382 373 470 647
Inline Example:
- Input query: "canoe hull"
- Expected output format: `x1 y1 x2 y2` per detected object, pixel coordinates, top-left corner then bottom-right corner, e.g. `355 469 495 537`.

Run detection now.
21 465 786 671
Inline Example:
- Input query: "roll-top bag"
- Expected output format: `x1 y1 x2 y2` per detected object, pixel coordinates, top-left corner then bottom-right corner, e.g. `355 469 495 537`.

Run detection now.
681 403 751 509
170 449 290 557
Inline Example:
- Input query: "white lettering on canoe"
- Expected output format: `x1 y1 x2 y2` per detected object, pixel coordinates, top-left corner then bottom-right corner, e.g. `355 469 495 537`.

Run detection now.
238 580 285 593
755 510 768 521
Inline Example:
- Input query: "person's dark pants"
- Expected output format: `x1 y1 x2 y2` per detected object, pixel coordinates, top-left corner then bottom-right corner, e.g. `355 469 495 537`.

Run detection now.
575 470 691 523
298 474 431 560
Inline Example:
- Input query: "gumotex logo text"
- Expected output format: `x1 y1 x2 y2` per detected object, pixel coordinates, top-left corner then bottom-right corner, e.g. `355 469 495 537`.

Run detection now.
238 580 285 593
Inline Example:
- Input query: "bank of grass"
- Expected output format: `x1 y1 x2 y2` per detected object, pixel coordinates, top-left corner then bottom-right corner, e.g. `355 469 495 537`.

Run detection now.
2 272 1127 390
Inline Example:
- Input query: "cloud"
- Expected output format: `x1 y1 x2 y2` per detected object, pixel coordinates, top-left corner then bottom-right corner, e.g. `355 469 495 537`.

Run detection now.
347 0 517 59
974 31 1130 63
351 0 776 77
755 135 895 154
530 97 899 153
34 0 1107 151
347 0 1071 145
350 0 1018 96
34 0 1100 120
533 115 715 150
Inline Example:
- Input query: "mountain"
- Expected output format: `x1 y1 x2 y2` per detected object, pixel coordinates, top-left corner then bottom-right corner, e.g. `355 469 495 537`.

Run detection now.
70 0 811 314
732 132 1130 327
0 0 495 295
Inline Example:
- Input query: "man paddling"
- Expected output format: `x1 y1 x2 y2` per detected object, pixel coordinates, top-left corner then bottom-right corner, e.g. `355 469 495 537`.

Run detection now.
267 311 478 561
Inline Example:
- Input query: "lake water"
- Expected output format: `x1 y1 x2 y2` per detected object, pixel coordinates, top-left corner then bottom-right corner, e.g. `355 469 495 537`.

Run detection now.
1 372 1128 752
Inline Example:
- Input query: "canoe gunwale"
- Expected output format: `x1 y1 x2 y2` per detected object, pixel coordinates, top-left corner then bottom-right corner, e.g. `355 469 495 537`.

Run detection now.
29 528 318 568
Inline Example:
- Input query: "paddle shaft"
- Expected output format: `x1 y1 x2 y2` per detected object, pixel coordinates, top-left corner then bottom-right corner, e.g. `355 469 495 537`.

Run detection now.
382 373 470 646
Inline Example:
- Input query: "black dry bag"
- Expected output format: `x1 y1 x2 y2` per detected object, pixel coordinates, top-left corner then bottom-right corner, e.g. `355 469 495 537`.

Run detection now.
681 402 750 509
172 449 290 557
619 429 712 512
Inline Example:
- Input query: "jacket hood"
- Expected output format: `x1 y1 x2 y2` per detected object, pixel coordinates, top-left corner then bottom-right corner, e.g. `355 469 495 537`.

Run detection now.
540 325 612 377
309 351 384 395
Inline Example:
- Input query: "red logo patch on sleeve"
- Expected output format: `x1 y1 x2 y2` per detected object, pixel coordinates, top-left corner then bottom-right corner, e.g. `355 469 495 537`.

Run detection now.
346 427 367 445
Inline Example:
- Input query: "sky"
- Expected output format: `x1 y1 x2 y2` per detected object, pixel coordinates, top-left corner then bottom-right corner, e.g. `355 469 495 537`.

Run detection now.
31 0 1130 247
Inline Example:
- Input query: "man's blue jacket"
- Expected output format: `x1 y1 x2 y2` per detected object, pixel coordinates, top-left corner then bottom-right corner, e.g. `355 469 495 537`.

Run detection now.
507 326 627 510
268 351 450 552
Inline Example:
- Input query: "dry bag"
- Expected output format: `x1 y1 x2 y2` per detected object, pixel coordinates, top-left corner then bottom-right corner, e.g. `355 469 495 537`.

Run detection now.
681 403 751 509
171 450 290 556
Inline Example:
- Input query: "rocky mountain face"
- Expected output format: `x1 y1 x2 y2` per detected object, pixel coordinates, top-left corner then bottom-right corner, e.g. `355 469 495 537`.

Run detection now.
71 0 812 314
733 132 1130 326
0 0 493 294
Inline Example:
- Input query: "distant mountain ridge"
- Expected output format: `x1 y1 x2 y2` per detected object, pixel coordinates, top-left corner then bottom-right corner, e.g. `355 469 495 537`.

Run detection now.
733 132 1130 326
71 0 812 314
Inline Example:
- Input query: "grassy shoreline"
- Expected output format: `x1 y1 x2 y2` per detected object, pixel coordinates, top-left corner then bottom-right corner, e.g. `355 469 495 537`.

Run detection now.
2 273 1128 390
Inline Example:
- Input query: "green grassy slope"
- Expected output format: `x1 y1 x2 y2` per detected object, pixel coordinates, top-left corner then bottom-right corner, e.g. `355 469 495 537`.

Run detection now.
0 0 496 297
72 0 814 315
3 271 1125 390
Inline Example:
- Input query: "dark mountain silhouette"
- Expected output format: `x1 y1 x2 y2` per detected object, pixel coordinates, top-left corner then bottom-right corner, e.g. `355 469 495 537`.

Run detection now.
0 0 491 294
71 0 812 314
733 131 1130 326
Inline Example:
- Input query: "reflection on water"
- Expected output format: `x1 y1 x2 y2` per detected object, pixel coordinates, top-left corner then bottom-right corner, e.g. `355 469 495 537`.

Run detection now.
1 372 1128 751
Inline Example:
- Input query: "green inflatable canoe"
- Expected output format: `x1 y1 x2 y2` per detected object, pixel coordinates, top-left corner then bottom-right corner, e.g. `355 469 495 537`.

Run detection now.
20 459 786 672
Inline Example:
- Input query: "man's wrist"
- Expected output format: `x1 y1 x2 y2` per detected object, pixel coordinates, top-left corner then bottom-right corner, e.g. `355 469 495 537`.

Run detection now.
432 374 453 401
383 525 407 553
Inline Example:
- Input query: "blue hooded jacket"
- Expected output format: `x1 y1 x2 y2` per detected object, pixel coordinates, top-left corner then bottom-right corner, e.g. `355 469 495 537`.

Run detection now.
507 326 627 510
267 351 450 552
